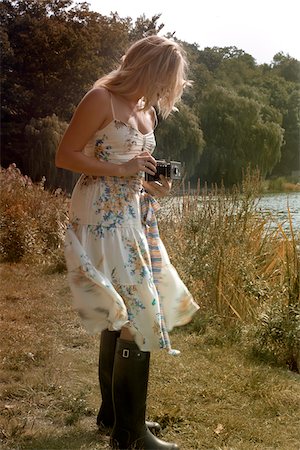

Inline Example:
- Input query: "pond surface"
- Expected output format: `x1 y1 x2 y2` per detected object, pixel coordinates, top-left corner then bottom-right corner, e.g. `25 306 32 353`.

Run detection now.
256 192 300 232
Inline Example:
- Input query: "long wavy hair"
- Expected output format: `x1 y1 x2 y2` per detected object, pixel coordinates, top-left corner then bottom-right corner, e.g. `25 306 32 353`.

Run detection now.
94 35 190 118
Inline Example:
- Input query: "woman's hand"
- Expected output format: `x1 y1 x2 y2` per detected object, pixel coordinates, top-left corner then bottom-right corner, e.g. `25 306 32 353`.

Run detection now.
143 175 172 197
120 151 157 177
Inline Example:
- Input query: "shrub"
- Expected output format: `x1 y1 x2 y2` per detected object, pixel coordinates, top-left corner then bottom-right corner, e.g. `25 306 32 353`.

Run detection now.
0 164 68 265
250 300 300 372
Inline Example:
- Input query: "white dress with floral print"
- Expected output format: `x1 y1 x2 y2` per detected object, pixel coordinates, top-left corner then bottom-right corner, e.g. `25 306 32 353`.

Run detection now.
64 100 199 354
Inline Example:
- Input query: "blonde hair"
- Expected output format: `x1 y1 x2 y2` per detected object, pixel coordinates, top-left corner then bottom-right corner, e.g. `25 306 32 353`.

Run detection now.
94 35 190 118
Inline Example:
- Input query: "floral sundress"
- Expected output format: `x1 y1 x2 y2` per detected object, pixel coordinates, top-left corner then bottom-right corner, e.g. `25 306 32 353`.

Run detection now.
64 95 199 354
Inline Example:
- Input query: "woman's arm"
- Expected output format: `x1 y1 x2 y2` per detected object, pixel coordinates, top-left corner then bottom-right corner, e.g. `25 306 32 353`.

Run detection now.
55 88 120 176
55 88 156 178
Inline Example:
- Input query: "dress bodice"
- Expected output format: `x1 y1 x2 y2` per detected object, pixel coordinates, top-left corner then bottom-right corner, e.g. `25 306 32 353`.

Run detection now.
82 115 156 165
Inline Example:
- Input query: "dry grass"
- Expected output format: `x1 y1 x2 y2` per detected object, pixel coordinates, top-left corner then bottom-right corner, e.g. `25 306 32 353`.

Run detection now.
158 173 299 372
1 263 300 450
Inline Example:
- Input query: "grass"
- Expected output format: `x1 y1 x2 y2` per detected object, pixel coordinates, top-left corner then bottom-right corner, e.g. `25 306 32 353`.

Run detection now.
1 165 299 448
160 173 299 322
1 263 300 450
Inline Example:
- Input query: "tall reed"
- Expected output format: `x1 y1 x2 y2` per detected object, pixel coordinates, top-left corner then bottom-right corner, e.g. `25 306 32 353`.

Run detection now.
159 170 299 322
159 170 299 370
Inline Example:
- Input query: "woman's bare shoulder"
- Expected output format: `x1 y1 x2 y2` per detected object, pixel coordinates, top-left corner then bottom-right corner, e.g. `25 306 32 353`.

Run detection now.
79 87 111 110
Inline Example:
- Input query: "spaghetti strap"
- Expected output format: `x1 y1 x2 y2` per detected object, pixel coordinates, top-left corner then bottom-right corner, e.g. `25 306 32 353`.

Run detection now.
110 92 116 120
152 106 158 130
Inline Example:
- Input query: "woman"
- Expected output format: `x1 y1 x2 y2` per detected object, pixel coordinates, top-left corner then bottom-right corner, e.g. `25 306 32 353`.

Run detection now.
56 35 199 450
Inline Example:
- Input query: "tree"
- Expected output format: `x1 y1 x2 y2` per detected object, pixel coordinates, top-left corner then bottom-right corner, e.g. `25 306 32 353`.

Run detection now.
196 86 284 185
272 53 300 83
181 41 214 110
216 52 257 86
1 0 129 121
24 114 78 192
251 71 300 177
128 13 164 41
272 88 300 176
155 104 205 179
1 0 130 173
197 46 255 74
1 1 299 185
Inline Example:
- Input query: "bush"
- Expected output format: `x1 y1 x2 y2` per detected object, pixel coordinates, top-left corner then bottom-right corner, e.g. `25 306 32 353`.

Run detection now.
267 177 285 191
0 164 68 265
249 300 300 372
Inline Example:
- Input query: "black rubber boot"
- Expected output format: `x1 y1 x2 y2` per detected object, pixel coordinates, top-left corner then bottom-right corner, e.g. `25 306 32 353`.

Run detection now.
97 330 161 434
97 329 121 429
111 339 179 450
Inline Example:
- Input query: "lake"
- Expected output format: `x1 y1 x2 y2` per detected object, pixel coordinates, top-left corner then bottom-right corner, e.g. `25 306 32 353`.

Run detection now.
167 191 300 234
256 192 300 232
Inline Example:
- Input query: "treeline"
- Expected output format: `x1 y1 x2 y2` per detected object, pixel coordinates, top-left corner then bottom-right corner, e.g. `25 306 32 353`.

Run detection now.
1 0 299 191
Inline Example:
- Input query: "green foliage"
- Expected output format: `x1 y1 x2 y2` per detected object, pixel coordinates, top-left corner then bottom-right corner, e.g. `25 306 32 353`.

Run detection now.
195 85 284 184
155 103 205 178
273 87 300 176
250 69 300 178
216 51 257 86
197 46 255 74
1 0 131 172
188 47 299 184
1 0 129 120
272 52 300 83
267 177 286 192
25 114 78 191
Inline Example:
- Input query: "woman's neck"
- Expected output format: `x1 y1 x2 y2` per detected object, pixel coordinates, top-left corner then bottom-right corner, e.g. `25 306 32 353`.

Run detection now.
116 92 143 108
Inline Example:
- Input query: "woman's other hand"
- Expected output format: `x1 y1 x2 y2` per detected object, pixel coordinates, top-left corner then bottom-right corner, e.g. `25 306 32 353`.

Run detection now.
143 175 172 197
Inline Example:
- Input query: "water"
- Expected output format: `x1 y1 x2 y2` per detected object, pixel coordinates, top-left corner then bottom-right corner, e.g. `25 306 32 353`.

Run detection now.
164 191 300 234
256 192 300 232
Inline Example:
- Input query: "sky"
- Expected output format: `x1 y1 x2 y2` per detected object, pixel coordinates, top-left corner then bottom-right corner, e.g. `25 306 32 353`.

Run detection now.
87 0 300 65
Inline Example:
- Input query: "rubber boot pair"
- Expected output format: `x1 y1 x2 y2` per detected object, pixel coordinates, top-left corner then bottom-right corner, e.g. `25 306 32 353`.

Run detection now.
97 330 160 434
110 338 179 449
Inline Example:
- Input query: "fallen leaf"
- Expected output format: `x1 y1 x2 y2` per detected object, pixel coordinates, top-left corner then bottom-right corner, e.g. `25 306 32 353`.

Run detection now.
214 423 224 434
